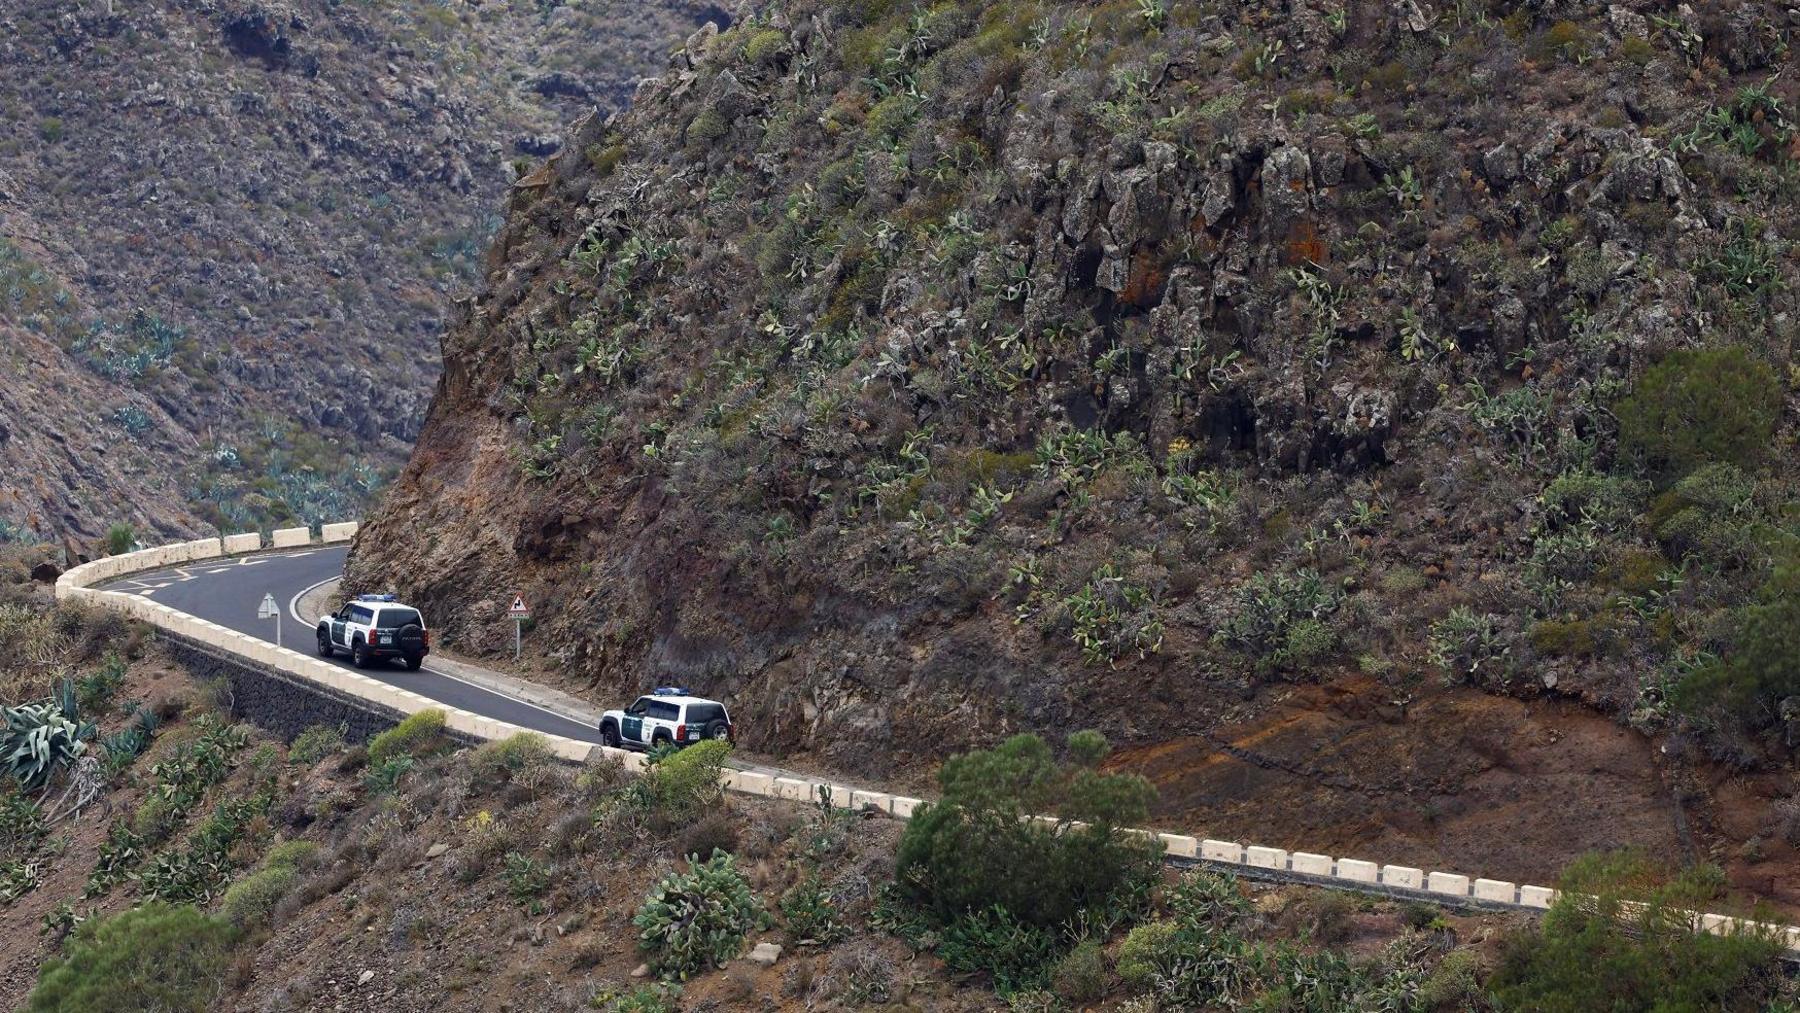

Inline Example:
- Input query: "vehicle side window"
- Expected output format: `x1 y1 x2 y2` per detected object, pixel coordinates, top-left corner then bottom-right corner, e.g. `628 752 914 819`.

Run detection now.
351 606 374 625
648 701 681 721
625 698 650 716
336 604 353 620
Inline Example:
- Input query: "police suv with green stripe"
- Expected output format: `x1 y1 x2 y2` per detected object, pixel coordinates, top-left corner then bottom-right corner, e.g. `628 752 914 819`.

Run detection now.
598 687 733 750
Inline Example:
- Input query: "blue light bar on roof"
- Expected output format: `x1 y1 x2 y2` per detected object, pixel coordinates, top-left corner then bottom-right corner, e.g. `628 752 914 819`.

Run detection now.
356 594 398 602
652 686 690 696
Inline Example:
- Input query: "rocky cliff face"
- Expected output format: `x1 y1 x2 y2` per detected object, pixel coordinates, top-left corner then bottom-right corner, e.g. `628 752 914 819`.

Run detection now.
356 1 1800 886
0 0 727 545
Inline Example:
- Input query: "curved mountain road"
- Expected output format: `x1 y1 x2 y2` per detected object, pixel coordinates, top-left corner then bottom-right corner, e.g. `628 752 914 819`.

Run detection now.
98 547 603 744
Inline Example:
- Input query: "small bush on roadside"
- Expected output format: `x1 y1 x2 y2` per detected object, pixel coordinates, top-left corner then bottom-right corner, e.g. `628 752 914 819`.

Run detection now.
470 732 551 783
676 810 739 861
366 709 445 764
635 851 767 980
1488 851 1785 1012
638 739 731 824
104 525 135 557
895 732 1160 934
287 724 345 765
28 903 234 1012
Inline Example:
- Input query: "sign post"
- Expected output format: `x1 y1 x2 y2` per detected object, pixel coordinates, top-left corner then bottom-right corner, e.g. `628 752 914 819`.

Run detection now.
257 592 281 649
507 595 530 661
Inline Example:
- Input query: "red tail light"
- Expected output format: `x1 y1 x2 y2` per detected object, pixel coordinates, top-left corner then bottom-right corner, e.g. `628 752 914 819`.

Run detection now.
728 723 736 742
675 724 687 741
423 630 431 648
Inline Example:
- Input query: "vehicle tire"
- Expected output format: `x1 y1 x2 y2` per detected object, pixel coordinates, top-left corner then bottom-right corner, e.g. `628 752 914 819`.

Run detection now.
316 627 333 658
601 722 620 748
396 622 427 661
702 720 730 742
402 653 423 671
351 639 370 669
651 731 672 750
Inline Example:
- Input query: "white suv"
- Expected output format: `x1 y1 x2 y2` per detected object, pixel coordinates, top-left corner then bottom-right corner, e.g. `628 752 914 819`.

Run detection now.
317 594 430 670
599 688 734 750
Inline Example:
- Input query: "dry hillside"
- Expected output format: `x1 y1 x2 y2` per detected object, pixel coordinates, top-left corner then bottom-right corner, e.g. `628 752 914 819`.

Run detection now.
350 0 1800 901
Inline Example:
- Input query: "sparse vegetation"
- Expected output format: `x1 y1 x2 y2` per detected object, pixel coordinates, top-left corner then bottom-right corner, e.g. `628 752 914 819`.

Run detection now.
634 851 767 980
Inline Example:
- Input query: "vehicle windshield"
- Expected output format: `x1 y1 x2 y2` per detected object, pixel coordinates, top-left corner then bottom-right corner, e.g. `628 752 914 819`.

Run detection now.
625 698 650 716
375 608 423 629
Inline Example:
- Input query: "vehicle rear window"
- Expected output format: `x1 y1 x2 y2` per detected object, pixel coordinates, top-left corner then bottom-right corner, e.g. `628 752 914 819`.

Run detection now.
375 608 423 629
648 701 681 721
685 703 726 725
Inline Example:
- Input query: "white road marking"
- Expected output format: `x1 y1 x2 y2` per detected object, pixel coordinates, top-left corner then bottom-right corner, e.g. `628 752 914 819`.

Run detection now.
423 665 597 732
282 575 591 733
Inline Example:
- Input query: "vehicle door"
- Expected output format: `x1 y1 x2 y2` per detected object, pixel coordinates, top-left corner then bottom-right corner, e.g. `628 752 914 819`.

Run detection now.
347 606 374 645
330 605 354 647
621 697 651 743
648 701 682 740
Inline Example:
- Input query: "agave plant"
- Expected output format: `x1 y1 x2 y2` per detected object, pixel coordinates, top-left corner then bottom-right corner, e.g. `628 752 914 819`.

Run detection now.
0 679 96 791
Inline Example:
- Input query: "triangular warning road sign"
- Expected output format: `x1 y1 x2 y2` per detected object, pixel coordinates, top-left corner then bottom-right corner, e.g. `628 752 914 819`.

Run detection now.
508 595 530 617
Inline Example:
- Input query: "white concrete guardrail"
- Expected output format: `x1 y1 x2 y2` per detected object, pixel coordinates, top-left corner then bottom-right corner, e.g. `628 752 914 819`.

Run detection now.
56 528 1800 949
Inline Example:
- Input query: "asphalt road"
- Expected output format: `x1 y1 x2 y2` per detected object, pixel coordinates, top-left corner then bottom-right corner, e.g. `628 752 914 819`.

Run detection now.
98 547 603 744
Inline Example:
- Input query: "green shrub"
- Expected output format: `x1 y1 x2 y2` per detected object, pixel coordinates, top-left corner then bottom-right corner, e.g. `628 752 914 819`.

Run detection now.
1649 462 1760 567
1488 852 1785 1011
895 733 1159 934
1166 869 1250 929
218 863 297 927
1417 949 1486 1010
104 524 134 556
742 28 788 64
2 684 95 791
686 107 729 146
634 851 767 980
595 983 681 1013
502 851 551 906
133 794 180 844
1116 919 1178 991
780 870 847 945
935 906 1062 995
1050 938 1106 1003
28 903 234 1012
639 738 730 822
1617 346 1781 480
585 143 627 178
0 791 46 858
263 839 317 870
1674 551 1800 722
287 723 345 765
366 709 445 764
1215 569 1344 673
471 732 551 783
361 754 414 793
